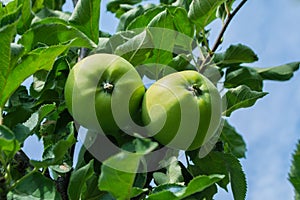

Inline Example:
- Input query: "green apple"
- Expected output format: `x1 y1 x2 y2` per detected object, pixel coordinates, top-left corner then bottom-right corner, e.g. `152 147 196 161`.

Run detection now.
64 53 145 135
142 70 222 150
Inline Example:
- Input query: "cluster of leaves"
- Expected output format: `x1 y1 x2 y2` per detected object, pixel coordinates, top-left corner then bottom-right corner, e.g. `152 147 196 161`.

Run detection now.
0 0 299 199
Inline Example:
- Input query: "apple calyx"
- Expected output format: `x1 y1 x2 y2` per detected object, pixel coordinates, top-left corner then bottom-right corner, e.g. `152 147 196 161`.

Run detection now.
188 84 203 97
103 82 114 93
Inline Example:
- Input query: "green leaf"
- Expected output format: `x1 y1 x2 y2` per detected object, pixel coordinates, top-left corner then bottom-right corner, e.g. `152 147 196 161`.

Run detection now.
117 4 155 31
0 4 21 28
19 23 96 52
3 86 34 129
160 0 177 4
43 0 66 10
153 157 183 185
181 174 225 198
16 0 34 34
172 7 194 37
216 44 259 66
82 174 110 199
10 43 24 67
188 0 226 29
148 8 174 29
167 54 194 71
149 174 224 199
147 189 178 200
223 154 247 200
221 120 247 158
98 151 141 200
0 22 17 109
68 160 94 200
0 45 69 111
224 66 263 91
131 187 148 198
122 137 159 154
33 8 71 23
188 151 247 200
92 30 137 54
32 0 44 12
223 85 268 117
255 62 300 81
289 140 300 199
0 125 20 155
114 29 153 65
107 0 142 14
127 6 165 30
30 123 76 168
7 172 62 200
69 0 101 44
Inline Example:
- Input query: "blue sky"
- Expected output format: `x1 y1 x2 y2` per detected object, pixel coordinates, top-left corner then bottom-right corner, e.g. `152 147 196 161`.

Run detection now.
23 0 300 199
96 0 300 198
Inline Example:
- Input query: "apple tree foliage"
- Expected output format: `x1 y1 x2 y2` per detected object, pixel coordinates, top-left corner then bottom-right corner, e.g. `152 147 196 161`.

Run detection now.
0 0 299 199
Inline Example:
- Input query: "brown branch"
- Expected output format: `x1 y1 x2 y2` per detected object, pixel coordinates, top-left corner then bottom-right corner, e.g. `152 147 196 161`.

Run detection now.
199 0 248 73
211 0 248 53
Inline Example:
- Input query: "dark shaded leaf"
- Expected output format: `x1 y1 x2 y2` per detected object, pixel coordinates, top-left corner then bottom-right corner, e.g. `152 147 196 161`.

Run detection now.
7 172 62 200
221 120 247 158
10 43 24 67
43 0 66 10
215 44 258 66
188 151 247 200
0 125 20 155
225 66 263 91
30 123 76 168
0 4 21 28
68 160 94 200
16 0 34 34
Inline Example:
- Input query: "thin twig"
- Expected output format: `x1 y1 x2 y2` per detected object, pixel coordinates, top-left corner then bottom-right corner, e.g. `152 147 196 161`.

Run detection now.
199 0 248 73
211 0 248 53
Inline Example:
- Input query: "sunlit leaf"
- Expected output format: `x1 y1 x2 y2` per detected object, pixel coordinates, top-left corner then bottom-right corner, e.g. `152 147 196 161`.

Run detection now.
255 62 300 81
289 141 300 199
68 160 94 200
188 0 226 29
223 85 268 116
98 151 141 200
69 0 101 43
0 45 69 110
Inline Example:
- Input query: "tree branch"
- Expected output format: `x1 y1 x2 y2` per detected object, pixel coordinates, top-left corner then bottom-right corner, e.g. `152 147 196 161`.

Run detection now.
211 0 248 53
199 0 248 73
